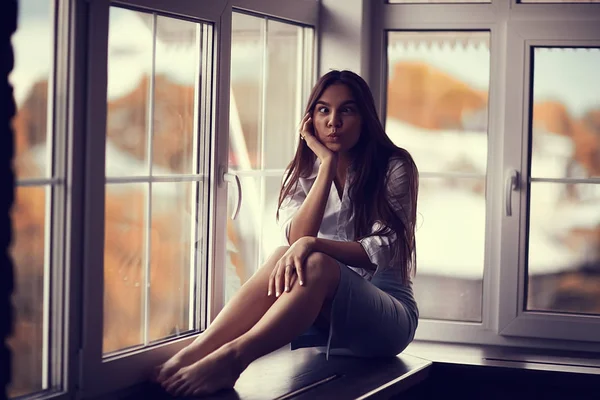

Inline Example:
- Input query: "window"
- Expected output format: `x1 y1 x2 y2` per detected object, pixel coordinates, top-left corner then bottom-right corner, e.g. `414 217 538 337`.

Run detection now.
103 5 209 355
526 47 600 316
225 12 314 303
8 0 62 397
386 31 490 322
376 0 600 348
7 0 318 398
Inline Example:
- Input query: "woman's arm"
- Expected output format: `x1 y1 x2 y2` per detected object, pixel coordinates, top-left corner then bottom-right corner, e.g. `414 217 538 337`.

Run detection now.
287 159 335 244
310 236 376 271
286 113 338 244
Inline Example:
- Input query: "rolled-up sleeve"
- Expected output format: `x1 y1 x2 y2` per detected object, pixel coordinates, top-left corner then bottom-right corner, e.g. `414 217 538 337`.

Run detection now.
277 181 306 245
357 159 412 271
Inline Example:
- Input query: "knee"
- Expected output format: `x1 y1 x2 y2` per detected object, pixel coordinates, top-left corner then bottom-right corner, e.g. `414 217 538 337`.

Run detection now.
304 252 340 286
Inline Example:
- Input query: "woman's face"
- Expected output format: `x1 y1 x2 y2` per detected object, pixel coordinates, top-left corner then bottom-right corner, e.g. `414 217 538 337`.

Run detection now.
312 83 362 155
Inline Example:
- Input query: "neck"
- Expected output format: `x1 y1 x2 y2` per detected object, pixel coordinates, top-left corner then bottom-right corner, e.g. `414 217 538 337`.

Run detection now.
336 152 353 181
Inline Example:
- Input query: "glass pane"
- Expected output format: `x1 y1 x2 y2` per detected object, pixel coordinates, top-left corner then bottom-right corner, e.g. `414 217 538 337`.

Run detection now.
8 186 47 397
225 177 262 303
152 16 199 175
531 47 600 179
230 13 265 170
104 183 147 353
10 0 52 180
263 20 302 170
263 176 287 262
149 182 194 342
386 31 490 174
527 182 600 315
106 7 153 177
386 32 489 322
388 0 490 3
413 177 485 322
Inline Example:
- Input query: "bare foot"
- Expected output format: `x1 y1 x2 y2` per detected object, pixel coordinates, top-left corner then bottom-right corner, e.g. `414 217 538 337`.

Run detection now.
162 343 246 397
154 353 187 385
154 340 216 384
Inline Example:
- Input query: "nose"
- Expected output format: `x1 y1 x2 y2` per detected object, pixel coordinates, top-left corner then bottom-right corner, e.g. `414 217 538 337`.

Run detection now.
327 111 342 128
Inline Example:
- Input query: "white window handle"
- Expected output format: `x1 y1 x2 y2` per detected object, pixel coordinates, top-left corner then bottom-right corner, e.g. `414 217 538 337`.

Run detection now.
223 172 242 220
505 169 520 217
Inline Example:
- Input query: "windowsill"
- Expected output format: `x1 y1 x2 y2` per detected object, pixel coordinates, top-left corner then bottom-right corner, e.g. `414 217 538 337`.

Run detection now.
124 345 432 399
404 340 600 376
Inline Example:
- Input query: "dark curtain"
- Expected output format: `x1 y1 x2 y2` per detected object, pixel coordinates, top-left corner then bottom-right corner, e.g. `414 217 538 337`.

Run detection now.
0 1 17 399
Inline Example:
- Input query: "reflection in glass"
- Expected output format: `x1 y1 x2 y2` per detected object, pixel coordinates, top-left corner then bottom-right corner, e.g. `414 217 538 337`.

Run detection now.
149 182 194 341
225 175 285 304
230 13 265 170
527 183 600 315
226 177 262 303
103 183 147 353
105 7 152 176
263 20 302 170
152 16 199 175
10 0 52 180
413 177 486 322
227 14 312 305
531 48 600 179
8 186 47 397
386 31 489 322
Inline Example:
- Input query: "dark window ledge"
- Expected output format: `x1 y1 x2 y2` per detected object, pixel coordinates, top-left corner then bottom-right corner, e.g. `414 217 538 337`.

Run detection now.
404 340 600 376
126 346 431 400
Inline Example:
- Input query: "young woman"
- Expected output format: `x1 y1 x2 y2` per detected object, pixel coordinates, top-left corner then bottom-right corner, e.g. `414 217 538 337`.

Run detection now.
154 70 419 397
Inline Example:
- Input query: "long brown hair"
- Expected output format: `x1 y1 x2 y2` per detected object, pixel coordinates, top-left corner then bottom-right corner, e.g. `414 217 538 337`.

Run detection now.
276 70 419 283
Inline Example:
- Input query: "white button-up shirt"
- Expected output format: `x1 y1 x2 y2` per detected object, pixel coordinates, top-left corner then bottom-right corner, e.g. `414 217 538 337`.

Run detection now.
278 157 412 281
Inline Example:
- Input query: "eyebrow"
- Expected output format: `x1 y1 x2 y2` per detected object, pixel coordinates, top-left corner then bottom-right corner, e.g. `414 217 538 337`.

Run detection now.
315 100 357 107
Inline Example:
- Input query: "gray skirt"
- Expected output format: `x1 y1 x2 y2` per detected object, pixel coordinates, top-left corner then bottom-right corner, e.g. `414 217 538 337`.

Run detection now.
291 263 419 359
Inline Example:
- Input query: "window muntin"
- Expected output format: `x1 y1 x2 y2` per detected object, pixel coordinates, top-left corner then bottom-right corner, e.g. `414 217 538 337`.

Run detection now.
103 6 209 355
386 31 490 322
8 0 55 396
226 12 313 302
526 47 600 315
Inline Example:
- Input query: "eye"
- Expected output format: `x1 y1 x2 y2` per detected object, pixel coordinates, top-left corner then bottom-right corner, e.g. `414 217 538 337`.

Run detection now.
317 106 328 113
341 106 354 113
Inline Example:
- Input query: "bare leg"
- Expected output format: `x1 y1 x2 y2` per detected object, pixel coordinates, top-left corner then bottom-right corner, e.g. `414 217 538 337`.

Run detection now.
163 252 341 397
155 246 288 383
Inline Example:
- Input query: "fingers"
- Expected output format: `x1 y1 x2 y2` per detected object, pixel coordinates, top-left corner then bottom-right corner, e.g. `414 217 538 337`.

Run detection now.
300 112 314 140
295 258 305 287
275 263 284 297
268 265 276 296
269 259 303 298
284 263 295 293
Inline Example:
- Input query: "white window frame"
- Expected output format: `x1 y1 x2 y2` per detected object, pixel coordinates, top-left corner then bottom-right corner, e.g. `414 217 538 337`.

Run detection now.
499 19 600 343
213 0 318 316
10 0 75 398
369 0 600 353
79 0 229 397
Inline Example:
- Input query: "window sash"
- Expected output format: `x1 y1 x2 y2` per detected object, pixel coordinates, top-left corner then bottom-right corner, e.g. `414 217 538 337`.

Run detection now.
499 21 600 342
374 0 600 351
78 0 226 397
